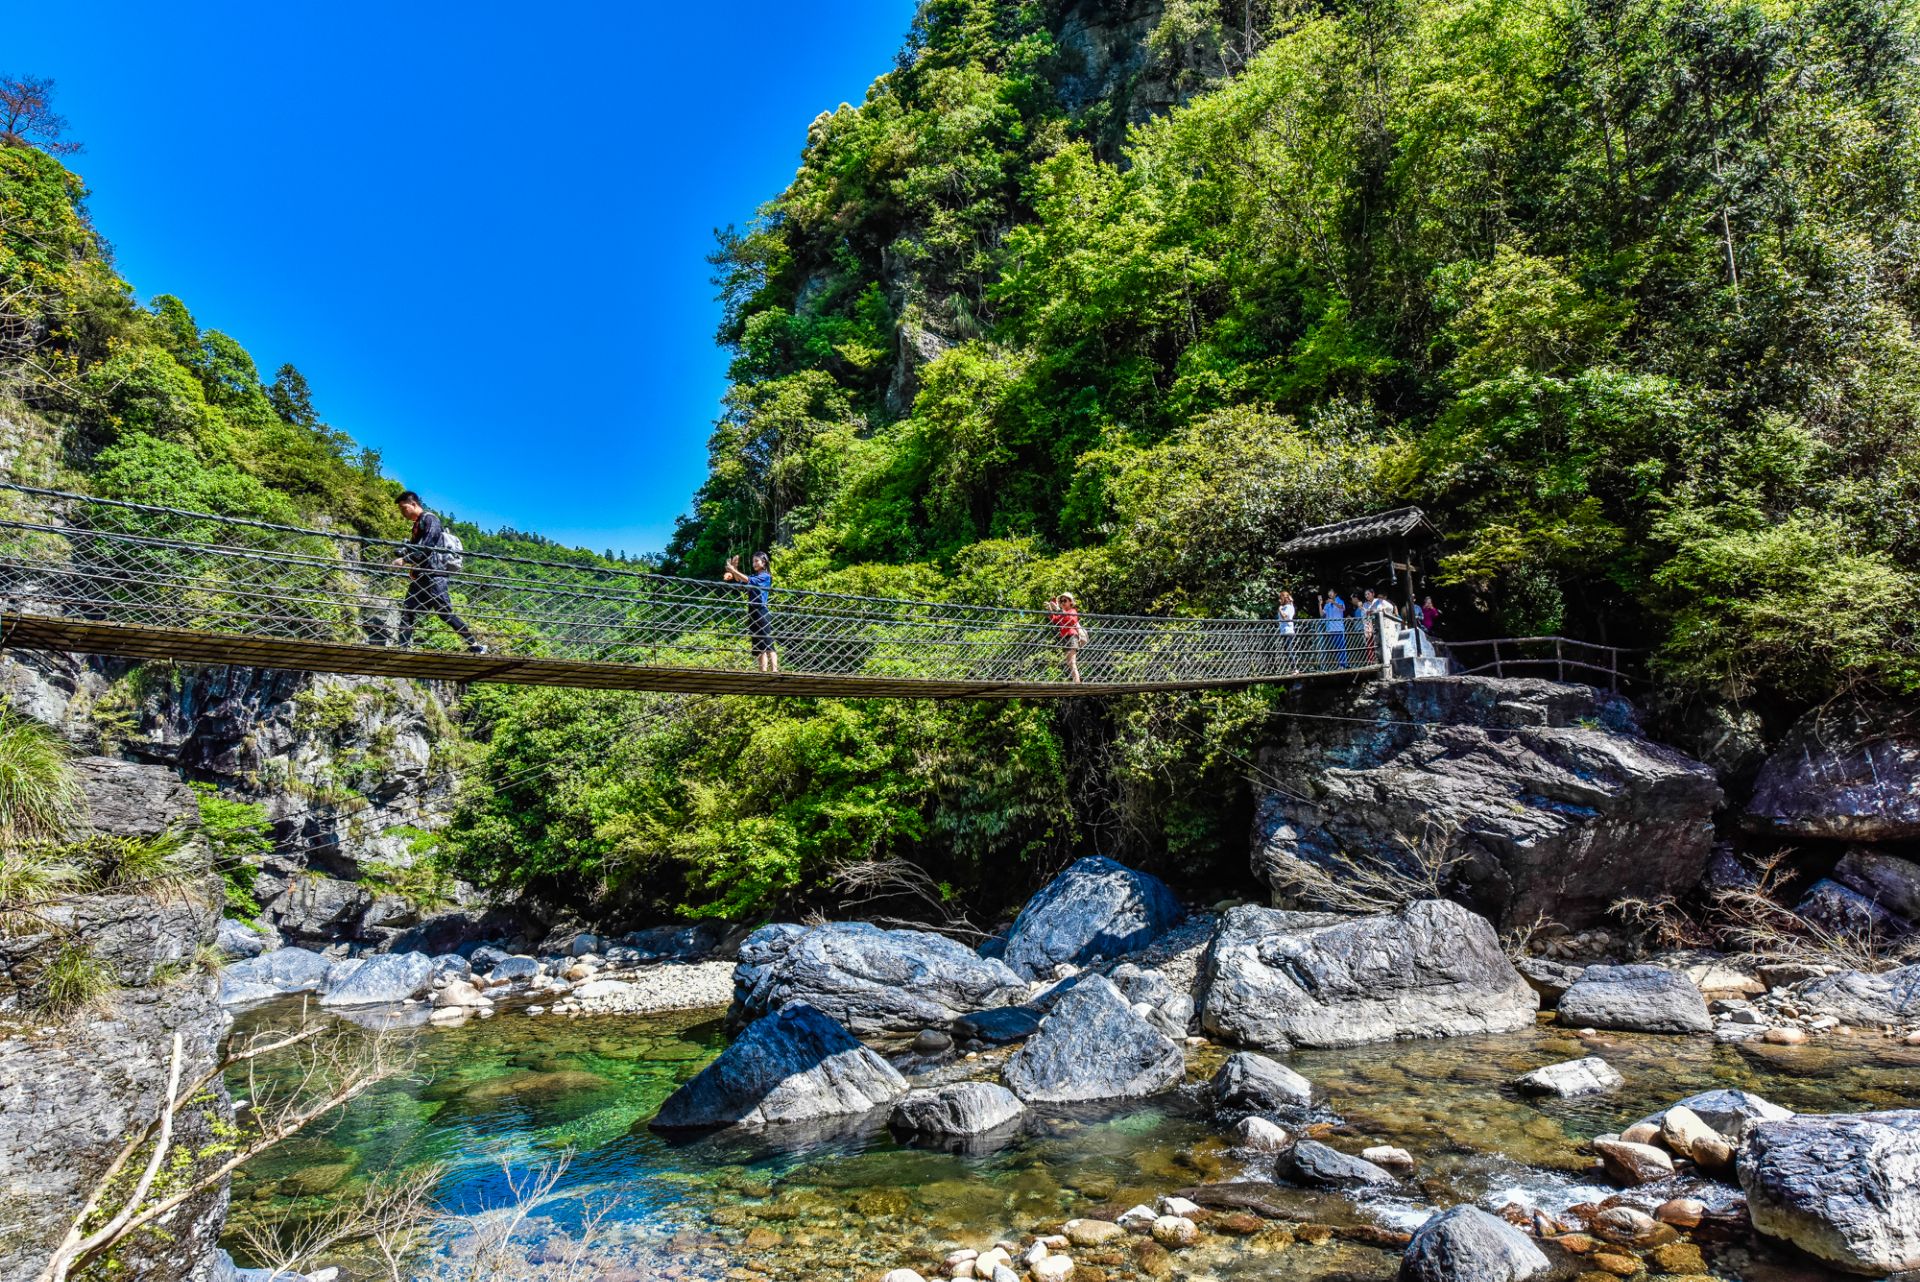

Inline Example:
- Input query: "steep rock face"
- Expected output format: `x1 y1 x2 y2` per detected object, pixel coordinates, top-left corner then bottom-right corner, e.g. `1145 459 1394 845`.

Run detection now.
1748 701 1920 843
0 754 233 1282
729 922 1028 1036
1047 0 1227 156
1198 900 1537 1050
2 653 478 951
1249 678 1721 930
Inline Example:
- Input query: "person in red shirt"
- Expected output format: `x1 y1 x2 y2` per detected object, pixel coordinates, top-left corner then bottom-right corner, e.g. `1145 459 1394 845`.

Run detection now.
1046 593 1085 683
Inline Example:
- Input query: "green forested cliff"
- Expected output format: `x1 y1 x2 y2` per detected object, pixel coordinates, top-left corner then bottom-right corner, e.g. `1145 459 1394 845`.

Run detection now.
6 0 1920 924
456 0 1920 919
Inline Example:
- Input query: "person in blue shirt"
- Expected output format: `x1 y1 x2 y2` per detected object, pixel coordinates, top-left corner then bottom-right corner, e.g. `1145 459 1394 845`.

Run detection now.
723 551 779 673
1322 589 1348 668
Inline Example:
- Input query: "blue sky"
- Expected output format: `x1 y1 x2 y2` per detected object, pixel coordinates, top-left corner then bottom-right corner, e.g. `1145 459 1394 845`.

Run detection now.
10 2 916 555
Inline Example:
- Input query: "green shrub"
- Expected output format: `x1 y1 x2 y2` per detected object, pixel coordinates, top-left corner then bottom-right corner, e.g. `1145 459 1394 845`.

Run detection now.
192 783 273 919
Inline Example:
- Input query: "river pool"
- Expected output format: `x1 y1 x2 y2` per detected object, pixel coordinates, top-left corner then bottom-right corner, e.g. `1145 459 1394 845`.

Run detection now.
223 997 1920 1280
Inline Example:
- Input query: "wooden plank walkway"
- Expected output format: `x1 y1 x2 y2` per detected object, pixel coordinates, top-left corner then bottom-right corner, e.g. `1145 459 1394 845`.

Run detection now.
0 613 1345 699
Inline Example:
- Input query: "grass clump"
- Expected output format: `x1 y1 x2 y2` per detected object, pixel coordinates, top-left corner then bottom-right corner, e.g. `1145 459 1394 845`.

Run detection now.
33 940 114 1016
0 712 83 847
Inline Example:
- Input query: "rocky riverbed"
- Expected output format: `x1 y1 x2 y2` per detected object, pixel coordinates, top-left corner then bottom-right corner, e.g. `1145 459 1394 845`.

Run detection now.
217 856 1920 1282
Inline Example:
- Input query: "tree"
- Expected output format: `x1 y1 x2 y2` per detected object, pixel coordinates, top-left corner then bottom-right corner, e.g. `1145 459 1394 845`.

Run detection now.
0 76 81 156
268 362 318 427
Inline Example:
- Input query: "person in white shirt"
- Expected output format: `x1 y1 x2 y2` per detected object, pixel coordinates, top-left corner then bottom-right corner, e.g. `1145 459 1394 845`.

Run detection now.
1275 590 1296 672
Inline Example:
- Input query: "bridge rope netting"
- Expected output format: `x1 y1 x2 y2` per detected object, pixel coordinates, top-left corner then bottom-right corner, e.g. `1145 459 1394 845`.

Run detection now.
0 483 1389 697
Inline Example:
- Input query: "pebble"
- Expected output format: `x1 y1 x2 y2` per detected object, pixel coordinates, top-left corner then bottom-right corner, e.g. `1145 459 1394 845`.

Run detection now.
1020 1243 1048 1269
1150 1216 1198 1248
1650 1242 1707 1273
1594 1205 1657 1243
1031 1256 1074 1282
1620 1122 1661 1145
1594 1138 1674 1185
1765 1026 1809 1045
913 1028 952 1054
1590 1252 1642 1277
1065 1220 1124 1247
1361 1144 1415 1173
1907 1031 1920 1046
1115 1205 1158 1230
1156 1196 1201 1218
1234 1117 1290 1152
1655 1197 1706 1229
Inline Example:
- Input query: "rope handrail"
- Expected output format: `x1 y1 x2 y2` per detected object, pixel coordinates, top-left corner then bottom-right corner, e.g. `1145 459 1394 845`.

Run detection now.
0 484 1400 693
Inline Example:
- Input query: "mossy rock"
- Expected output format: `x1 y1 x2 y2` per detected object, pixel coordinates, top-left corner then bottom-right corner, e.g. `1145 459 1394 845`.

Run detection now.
279 1161 354 1197
855 1188 912 1217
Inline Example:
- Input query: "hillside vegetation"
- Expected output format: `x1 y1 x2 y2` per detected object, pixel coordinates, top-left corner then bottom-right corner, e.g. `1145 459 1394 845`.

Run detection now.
6 0 1919 922
463 0 1920 919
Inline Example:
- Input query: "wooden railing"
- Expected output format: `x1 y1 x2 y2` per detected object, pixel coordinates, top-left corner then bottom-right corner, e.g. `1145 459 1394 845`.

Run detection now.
1436 635 1642 691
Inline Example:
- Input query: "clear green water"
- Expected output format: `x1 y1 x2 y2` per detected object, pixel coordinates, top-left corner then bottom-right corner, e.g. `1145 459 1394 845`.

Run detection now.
224 1000 1920 1281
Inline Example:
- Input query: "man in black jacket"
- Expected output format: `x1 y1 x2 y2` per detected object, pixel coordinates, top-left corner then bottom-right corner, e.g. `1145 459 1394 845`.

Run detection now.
392 491 484 653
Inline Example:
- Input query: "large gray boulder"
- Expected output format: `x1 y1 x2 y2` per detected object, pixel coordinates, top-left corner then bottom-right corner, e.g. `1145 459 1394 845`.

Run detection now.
319 951 434 1007
729 922 1026 1036
1835 849 1920 922
1557 964 1712 1034
1791 966 1920 1025
219 946 333 1005
1634 1088 1792 1139
1000 856 1184 980
1398 1205 1550 1282
891 1082 1025 1137
1748 701 1920 842
1794 878 1911 938
1198 900 1537 1050
272 874 374 942
652 1004 905 1129
1740 1110 1920 1275
1004 974 1185 1103
1212 1051 1314 1113
1249 678 1720 930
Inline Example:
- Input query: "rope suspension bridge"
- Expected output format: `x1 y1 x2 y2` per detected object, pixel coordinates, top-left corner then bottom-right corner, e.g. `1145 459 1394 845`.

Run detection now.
0 484 1401 699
